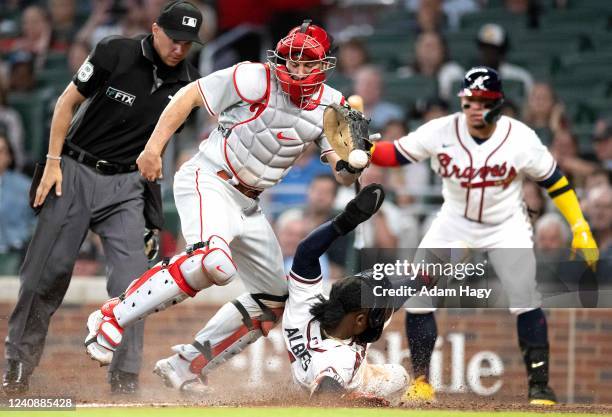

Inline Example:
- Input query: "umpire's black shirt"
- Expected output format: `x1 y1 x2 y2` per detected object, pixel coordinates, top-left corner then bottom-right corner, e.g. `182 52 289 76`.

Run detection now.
66 34 199 164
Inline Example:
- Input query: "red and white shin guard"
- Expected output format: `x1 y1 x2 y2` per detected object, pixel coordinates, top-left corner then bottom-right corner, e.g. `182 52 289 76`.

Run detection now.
85 236 236 365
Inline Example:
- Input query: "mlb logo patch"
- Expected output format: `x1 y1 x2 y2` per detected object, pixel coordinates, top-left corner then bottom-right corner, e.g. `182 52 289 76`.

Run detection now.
182 16 197 27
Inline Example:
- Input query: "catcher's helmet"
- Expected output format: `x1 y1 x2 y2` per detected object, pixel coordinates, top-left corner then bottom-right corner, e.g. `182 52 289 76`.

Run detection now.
267 20 336 110
458 66 503 100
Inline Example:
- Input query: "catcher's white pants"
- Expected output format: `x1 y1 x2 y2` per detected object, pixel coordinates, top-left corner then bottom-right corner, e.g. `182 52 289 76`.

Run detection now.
173 159 287 297
406 208 540 314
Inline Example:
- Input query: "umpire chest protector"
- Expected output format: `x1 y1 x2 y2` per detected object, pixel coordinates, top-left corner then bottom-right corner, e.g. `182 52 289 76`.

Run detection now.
68 34 199 164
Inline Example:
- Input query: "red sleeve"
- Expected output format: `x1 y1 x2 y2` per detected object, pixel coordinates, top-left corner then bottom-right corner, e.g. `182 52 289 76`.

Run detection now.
371 141 400 167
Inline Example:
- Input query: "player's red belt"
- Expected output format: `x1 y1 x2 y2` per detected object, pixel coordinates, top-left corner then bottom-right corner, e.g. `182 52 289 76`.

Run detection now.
216 170 262 199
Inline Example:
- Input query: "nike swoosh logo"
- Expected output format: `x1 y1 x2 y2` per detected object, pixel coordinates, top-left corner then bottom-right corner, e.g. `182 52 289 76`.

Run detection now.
216 265 225 275
168 95 174 100
277 132 299 141
373 188 382 208
531 361 545 368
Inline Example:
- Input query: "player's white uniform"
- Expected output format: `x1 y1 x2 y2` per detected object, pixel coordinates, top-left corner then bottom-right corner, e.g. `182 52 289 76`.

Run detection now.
395 113 556 312
174 62 341 291
283 270 409 404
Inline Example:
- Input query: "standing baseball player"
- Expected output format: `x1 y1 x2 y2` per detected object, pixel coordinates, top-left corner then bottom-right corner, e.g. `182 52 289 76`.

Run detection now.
284 183 409 405
2 1 202 395
371 66 599 405
83 21 362 392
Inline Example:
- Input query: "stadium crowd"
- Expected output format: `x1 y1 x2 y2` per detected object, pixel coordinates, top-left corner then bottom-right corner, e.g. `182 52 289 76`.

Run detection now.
0 0 609 279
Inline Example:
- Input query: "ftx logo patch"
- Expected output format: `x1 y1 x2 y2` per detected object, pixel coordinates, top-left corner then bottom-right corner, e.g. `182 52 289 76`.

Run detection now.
106 87 136 106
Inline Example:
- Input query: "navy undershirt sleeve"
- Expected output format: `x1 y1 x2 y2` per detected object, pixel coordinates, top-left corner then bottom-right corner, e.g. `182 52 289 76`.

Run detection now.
290 221 340 280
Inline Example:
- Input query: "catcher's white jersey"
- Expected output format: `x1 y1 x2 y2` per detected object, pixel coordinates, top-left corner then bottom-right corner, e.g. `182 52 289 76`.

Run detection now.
394 114 556 225
283 270 368 393
195 62 342 190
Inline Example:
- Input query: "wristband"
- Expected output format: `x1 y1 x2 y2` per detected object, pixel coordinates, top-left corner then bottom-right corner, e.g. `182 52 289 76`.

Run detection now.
46 154 62 161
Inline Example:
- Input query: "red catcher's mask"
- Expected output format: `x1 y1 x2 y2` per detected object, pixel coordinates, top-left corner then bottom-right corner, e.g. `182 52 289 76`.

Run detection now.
267 20 336 110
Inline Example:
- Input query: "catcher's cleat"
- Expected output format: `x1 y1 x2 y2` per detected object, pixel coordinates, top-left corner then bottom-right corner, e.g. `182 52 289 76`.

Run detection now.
529 383 557 405
153 354 213 394
84 309 120 366
403 375 435 403
2 360 31 395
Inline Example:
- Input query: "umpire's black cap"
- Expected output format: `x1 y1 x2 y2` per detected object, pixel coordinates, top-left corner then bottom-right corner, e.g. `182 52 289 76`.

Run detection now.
157 1 203 44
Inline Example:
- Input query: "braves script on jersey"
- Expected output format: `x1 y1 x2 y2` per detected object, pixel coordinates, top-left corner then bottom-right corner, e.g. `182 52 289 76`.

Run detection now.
283 271 367 392
393 114 556 224
194 62 343 190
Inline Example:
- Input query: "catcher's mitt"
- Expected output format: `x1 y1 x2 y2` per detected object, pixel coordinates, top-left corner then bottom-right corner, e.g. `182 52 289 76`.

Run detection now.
323 103 373 161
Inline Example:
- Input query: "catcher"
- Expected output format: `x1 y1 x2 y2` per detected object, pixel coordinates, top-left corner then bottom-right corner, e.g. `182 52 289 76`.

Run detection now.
284 183 409 405
84 19 376 393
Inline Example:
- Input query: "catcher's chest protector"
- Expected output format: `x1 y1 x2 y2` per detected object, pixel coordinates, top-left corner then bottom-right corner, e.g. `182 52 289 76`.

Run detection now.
224 79 341 189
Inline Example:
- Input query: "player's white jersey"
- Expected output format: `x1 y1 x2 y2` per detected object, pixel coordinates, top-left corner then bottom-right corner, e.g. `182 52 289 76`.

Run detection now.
194 62 343 190
283 270 367 394
394 113 556 224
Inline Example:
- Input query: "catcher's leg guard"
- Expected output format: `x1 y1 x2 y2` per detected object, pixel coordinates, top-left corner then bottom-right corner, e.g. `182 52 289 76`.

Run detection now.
85 236 237 365
164 293 285 385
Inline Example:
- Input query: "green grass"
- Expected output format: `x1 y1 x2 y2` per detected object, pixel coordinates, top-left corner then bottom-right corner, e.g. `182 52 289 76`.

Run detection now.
0 407 607 417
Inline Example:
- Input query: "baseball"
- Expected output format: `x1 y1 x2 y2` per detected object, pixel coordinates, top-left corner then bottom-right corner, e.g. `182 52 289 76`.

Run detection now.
348 149 369 169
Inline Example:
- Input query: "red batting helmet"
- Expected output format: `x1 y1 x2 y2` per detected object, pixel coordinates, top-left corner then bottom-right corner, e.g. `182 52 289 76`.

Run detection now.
267 20 336 110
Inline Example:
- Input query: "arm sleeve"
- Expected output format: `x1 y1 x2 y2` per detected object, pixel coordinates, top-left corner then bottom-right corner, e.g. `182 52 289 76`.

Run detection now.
291 221 341 279
72 36 119 97
371 141 411 166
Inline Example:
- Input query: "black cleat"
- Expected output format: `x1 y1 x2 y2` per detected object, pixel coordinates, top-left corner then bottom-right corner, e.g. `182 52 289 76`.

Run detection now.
529 383 557 405
2 360 31 395
109 370 139 395
333 183 385 235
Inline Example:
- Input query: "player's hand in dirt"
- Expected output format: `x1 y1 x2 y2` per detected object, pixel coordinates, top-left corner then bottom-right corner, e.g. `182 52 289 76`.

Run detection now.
137 149 163 181
34 160 62 207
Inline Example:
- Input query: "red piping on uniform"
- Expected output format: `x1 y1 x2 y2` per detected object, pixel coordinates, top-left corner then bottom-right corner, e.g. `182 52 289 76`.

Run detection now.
455 116 474 219
195 168 203 242
395 140 419 163
223 65 271 190
478 121 512 222
290 271 322 284
233 62 268 104
196 81 215 116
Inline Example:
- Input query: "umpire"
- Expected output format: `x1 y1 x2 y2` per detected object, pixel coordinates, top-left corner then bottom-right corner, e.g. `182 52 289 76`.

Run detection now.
2 1 201 395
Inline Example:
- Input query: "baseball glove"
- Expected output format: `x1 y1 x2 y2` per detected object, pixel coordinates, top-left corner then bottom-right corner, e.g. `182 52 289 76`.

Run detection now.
323 103 373 161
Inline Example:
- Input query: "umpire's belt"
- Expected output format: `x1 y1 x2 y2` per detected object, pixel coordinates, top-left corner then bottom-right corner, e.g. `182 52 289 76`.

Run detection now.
62 142 138 175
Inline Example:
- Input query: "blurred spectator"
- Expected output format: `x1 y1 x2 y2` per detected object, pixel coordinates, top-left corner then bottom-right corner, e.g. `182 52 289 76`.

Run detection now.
1 5 62 70
414 0 446 33
8 51 36 92
67 40 91 74
302 174 349 278
522 82 568 144
504 0 529 14
584 185 612 252
0 134 35 271
405 0 479 32
266 144 331 215
584 168 611 194
48 0 78 46
353 65 403 131
593 124 612 172
500 98 519 119
534 213 570 252
397 31 463 101
0 75 25 170
275 208 322 275
475 23 533 98
412 96 449 123
76 0 146 47
336 38 370 79
381 118 431 205
550 129 597 188
143 0 169 28
523 179 545 225
72 231 105 276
